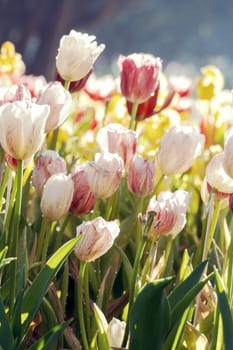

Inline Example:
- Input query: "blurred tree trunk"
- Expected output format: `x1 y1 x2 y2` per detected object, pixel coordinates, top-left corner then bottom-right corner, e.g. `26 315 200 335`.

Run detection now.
0 0 128 79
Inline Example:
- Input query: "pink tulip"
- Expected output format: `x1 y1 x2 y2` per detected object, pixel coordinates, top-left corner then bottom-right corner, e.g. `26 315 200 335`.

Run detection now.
97 123 137 167
118 53 161 103
74 216 120 262
127 155 155 197
70 164 96 215
86 152 123 199
32 150 67 196
147 190 190 238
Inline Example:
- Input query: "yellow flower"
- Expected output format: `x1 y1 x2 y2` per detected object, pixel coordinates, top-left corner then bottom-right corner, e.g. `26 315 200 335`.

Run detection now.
196 65 224 100
0 41 25 75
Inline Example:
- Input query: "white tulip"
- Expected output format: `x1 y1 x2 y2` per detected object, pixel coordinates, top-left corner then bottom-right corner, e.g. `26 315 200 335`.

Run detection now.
56 30 105 82
40 174 74 221
157 126 205 176
0 101 49 160
37 81 72 132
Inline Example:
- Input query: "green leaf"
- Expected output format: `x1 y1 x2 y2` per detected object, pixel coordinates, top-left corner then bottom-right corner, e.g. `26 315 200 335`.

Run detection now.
179 249 193 282
168 260 207 311
129 277 173 350
169 273 213 326
162 305 191 350
20 237 80 339
114 243 133 286
214 267 233 350
27 320 70 350
0 294 14 350
93 303 111 350
168 260 209 325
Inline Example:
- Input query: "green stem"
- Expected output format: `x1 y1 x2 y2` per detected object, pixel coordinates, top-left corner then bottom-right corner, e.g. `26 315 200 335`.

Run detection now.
194 196 221 326
77 261 89 350
54 214 70 251
227 233 233 307
9 159 23 317
61 260 69 312
122 211 155 347
35 216 48 262
202 198 221 261
5 171 17 243
41 221 53 262
84 263 91 342
122 234 147 347
0 165 10 212
64 80 70 90
49 128 59 150
163 235 173 277
129 101 138 130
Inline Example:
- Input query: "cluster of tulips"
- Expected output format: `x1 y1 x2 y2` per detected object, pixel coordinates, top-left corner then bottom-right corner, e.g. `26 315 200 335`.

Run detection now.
0 30 232 350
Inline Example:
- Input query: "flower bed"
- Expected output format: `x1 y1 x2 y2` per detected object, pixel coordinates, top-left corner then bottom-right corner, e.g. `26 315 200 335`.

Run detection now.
0 32 232 350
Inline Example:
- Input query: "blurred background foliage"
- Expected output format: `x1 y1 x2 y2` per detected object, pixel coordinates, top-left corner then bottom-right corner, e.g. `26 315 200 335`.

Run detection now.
0 0 233 85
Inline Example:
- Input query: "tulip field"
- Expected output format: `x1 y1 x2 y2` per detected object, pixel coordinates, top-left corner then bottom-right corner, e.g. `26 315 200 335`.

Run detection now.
0 31 232 349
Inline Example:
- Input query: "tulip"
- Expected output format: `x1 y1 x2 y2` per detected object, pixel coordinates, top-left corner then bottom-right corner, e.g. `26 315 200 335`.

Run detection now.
40 173 74 221
147 190 190 237
229 194 233 215
206 152 233 194
56 30 105 82
157 126 205 176
0 100 49 160
118 53 161 103
85 152 123 199
222 127 233 178
168 75 192 98
97 123 137 167
0 84 32 106
32 150 67 196
107 318 126 348
70 164 96 215
84 73 116 101
37 81 72 132
74 216 120 262
127 155 155 197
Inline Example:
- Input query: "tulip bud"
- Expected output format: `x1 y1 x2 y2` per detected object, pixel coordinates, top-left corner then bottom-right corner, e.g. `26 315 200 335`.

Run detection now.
97 123 137 167
86 152 123 199
56 30 105 82
127 155 155 197
147 190 190 238
206 152 233 194
107 318 126 348
32 150 67 196
157 126 205 176
0 100 49 160
37 81 72 132
118 53 161 103
74 216 120 262
70 164 96 215
40 174 74 221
